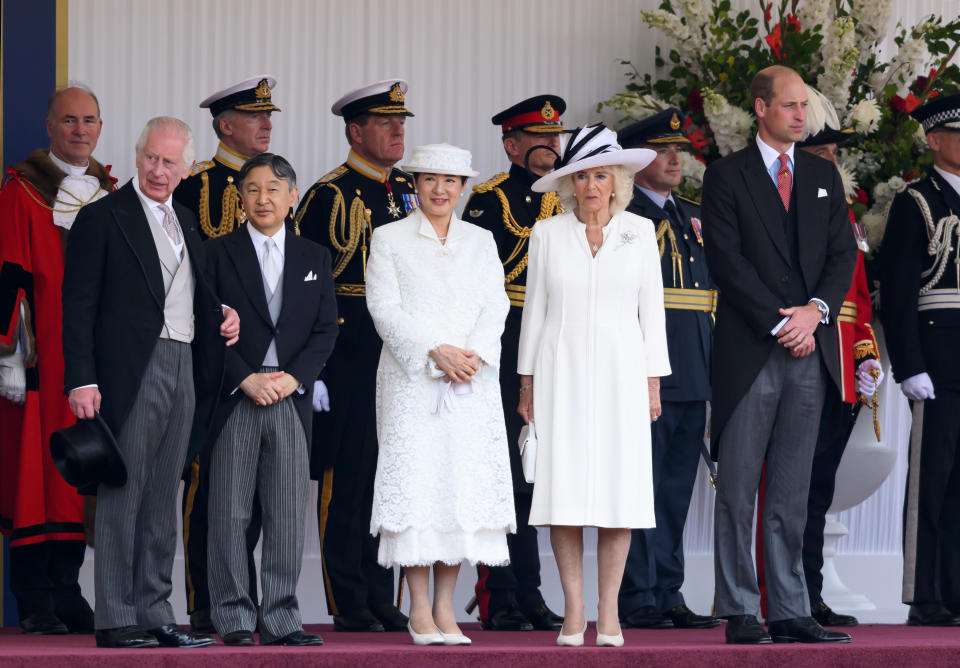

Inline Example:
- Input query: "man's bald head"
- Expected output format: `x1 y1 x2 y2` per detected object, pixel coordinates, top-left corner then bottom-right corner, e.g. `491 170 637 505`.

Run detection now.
750 66 803 109
46 86 103 167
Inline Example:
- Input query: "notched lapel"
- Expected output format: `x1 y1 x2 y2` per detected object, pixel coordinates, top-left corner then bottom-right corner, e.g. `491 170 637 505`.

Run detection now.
112 185 164 310
225 230 274 329
741 146 791 265
278 234 308 325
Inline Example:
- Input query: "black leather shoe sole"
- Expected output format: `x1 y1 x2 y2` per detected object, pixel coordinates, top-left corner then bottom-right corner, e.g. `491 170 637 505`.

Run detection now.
20 613 69 635
223 631 255 646
771 633 851 643
726 635 773 644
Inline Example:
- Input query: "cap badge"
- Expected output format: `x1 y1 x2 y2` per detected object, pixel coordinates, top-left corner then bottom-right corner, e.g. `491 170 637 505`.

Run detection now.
255 79 271 100
670 113 681 130
542 101 556 121
389 82 405 103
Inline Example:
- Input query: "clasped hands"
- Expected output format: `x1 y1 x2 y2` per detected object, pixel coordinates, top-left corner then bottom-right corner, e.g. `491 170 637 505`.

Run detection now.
429 344 480 383
240 371 300 406
776 302 821 358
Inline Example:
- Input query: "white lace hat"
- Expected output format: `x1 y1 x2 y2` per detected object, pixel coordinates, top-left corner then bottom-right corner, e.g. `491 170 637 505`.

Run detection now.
531 124 656 193
401 143 479 178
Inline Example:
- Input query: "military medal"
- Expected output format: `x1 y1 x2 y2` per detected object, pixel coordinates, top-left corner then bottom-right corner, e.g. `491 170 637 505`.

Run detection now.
690 217 703 246
401 192 420 213
384 181 402 218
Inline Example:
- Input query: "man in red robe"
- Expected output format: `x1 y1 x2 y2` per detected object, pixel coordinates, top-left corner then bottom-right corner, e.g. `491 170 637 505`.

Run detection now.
0 85 114 634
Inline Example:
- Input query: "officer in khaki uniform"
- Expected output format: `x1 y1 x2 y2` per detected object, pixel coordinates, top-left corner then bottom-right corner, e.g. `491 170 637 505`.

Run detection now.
460 95 566 631
295 80 417 632
174 75 280 633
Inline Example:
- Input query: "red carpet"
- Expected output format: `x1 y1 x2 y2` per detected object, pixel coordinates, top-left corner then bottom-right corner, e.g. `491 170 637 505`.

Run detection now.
2 623 960 667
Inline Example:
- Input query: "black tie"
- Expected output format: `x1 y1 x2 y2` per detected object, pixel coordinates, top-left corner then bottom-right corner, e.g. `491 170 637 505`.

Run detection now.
663 199 683 230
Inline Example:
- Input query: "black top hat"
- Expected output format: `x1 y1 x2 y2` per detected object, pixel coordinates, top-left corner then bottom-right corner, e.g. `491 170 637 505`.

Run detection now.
911 93 960 133
50 412 126 496
617 107 690 147
492 95 566 134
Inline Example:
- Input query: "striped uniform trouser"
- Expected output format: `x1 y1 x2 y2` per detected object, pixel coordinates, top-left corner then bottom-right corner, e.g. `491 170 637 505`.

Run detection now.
94 339 194 630
208 374 309 643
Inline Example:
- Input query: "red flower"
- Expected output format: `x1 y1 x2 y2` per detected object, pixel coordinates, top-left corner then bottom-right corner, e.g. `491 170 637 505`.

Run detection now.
686 128 710 151
764 2 772 22
687 88 704 114
765 15 802 60
891 94 923 113
903 169 921 182
855 188 868 206
911 68 939 94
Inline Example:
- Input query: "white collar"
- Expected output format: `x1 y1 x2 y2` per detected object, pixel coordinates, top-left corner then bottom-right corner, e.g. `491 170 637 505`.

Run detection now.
247 221 286 258
756 134 795 170
934 165 960 198
414 207 463 244
131 177 175 215
48 151 89 177
214 142 250 171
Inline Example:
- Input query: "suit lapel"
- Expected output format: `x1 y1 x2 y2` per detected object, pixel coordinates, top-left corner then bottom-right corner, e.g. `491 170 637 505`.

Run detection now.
111 182 164 310
225 228 274 328
278 233 306 326
177 200 204 273
793 151 819 272
741 144 791 265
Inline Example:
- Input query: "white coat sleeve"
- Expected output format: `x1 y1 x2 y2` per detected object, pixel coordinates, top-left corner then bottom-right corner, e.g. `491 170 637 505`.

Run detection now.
465 231 509 373
638 220 671 377
365 230 437 379
517 222 547 375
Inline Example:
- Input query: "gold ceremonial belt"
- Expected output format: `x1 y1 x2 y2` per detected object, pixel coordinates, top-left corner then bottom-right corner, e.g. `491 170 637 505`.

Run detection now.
334 283 366 297
663 288 718 313
506 284 525 308
838 300 858 324
917 288 960 311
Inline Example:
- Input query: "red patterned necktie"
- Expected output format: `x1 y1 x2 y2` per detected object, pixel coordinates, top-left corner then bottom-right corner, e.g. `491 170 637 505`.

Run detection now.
777 154 791 212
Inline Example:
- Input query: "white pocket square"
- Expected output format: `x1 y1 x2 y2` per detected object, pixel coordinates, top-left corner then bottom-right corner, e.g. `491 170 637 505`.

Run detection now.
817 188 828 198
304 270 317 282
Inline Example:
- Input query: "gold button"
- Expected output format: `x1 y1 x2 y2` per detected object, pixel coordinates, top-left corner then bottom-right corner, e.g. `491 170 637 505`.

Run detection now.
694 281 700 288
689 257 695 262
337 317 345 325
684 234 689 239
525 195 532 203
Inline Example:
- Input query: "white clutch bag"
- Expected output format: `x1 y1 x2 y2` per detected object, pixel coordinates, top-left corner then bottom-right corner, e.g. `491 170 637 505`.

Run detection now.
517 422 537 484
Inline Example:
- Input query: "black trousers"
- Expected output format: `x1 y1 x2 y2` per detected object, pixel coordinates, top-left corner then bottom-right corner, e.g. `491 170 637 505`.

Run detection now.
802 381 858 605
182 450 261 615
474 309 545 618
903 390 960 608
619 400 705 615
9 540 90 622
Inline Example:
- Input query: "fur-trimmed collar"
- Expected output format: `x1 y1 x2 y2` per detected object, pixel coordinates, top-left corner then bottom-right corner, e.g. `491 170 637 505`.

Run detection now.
10 149 115 206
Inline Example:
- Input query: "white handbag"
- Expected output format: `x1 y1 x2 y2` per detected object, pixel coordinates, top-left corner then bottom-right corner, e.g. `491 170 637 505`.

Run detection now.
517 422 537 484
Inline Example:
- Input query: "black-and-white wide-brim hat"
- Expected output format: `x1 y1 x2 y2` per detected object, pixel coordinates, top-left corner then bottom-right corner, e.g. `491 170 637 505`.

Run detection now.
531 124 656 193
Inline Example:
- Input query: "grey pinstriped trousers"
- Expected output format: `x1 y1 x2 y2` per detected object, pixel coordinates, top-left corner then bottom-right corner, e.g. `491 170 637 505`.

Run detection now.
207 376 309 643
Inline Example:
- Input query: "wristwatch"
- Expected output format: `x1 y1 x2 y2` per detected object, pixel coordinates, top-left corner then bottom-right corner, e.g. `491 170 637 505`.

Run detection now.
811 298 828 319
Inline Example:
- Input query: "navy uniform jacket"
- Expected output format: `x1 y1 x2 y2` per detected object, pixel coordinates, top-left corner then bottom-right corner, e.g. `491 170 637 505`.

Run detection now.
880 169 960 391
627 187 713 402
294 151 417 473
174 142 248 241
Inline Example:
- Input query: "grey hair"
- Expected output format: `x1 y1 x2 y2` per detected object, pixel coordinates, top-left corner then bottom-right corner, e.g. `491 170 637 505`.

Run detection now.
555 164 635 216
47 82 101 121
135 116 195 167
212 109 236 140
238 152 297 189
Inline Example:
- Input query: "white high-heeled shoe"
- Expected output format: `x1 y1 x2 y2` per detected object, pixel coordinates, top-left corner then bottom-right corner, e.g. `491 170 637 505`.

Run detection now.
407 623 445 646
596 625 624 647
438 629 472 645
556 620 587 647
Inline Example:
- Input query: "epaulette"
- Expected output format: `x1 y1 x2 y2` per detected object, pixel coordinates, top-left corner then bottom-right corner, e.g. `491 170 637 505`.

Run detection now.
677 194 701 206
190 160 215 177
392 168 413 184
317 165 348 185
472 172 509 194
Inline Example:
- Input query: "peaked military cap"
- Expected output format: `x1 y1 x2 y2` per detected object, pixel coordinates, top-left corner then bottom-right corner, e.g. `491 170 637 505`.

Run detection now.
798 126 855 147
912 93 960 133
332 79 414 121
617 107 690 147
200 75 281 116
492 95 566 134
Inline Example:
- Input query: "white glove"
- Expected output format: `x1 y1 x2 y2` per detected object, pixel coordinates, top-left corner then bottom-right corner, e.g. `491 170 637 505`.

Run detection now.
901 372 935 401
312 380 330 412
855 359 885 398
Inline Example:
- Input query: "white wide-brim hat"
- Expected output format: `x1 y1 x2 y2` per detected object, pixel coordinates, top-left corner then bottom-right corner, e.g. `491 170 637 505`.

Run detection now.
531 124 656 193
401 143 480 178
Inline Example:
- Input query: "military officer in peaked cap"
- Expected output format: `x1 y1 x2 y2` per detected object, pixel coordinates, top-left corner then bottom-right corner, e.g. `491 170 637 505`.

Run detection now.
615 108 720 631
175 74 280 633
881 93 960 627
295 79 417 632
461 95 566 632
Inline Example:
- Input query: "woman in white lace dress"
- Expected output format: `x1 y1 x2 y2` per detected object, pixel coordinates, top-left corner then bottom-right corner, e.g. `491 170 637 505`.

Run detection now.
365 144 514 646
517 125 668 647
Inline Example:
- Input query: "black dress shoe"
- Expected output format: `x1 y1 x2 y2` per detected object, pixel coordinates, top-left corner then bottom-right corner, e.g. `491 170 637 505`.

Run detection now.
622 605 671 629
95 626 160 648
768 616 851 643
147 624 216 648
665 604 722 629
907 603 960 626
725 615 773 644
480 606 534 631
189 608 216 634
222 630 255 646
333 609 385 632
524 603 564 631
811 600 858 627
371 603 409 631
20 612 69 635
263 630 324 646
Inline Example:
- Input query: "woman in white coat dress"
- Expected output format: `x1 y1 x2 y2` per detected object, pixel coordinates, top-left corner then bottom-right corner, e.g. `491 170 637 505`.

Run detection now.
365 144 514 647
516 125 670 647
